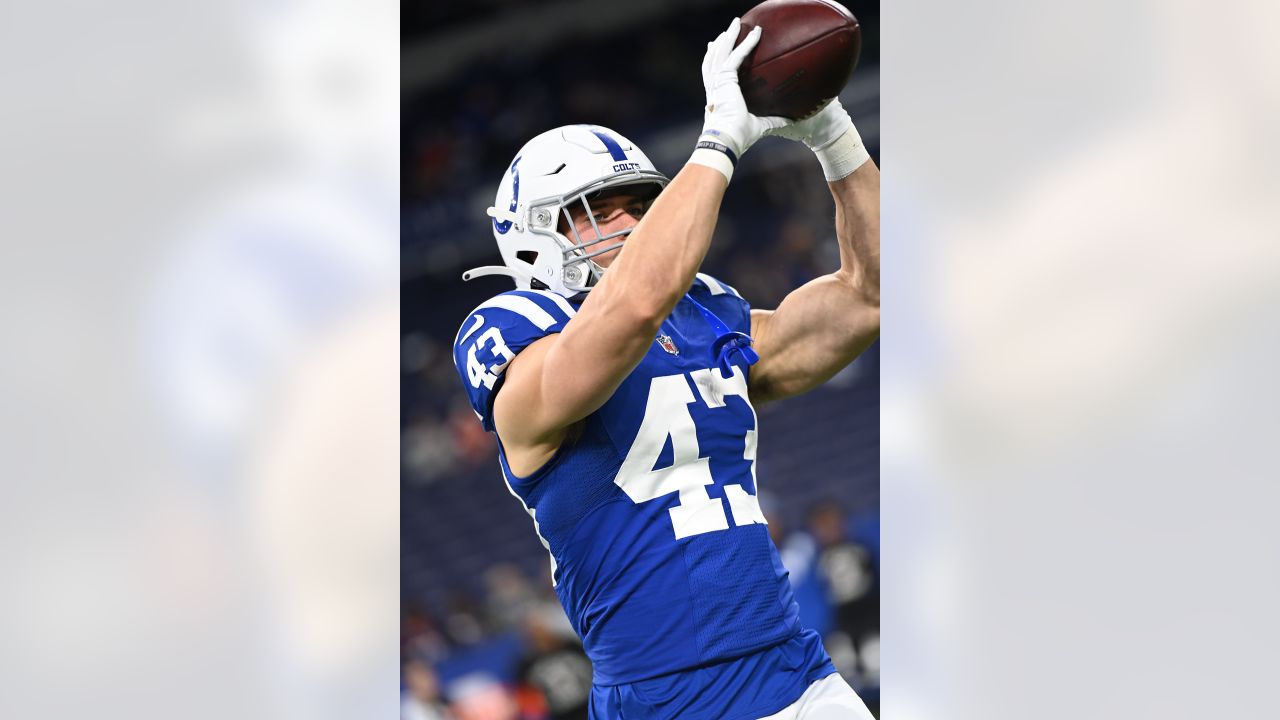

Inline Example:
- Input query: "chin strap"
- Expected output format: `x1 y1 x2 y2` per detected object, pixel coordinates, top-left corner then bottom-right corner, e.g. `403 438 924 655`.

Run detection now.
683 293 758 375
462 266 523 282
486 206 520 228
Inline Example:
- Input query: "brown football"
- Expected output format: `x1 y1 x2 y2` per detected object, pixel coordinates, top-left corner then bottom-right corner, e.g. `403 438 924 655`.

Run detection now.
736 0 861 119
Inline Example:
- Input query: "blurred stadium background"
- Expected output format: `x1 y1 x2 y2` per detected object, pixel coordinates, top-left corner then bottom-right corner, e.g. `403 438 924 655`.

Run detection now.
402 1 880 718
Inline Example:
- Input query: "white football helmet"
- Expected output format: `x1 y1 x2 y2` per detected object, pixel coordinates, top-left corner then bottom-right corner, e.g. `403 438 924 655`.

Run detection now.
464 124 669 296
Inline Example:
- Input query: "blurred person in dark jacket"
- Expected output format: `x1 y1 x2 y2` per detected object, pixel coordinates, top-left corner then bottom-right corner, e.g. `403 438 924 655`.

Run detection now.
515 604 592 720
808 500 879 691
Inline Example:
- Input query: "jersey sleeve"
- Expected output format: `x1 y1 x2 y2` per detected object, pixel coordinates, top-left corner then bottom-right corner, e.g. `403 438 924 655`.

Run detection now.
692 272 752 334
452 289 579 431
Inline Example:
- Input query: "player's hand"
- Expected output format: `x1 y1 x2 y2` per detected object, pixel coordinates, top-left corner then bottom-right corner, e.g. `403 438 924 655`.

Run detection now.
767 97 870 181
767 97 856 151
700 18 787 159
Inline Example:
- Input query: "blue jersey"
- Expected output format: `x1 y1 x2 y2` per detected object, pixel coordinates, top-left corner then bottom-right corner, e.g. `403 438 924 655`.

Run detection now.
452 275 829 703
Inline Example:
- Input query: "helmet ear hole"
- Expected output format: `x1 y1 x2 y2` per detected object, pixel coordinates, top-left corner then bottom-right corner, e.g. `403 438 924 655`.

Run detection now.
516 250 539 265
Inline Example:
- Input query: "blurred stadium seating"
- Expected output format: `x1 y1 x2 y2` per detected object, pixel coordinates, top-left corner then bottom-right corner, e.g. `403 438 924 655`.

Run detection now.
403 1 880 717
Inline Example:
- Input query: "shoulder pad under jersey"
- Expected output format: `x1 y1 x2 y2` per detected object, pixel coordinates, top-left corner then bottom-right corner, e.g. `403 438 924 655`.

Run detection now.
452 289 579 431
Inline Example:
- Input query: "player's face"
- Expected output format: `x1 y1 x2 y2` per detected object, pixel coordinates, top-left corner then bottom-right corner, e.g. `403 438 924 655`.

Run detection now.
561 190 652 268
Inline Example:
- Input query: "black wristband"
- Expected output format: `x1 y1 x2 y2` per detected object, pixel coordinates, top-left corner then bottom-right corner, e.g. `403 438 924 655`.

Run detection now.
694 139 738 167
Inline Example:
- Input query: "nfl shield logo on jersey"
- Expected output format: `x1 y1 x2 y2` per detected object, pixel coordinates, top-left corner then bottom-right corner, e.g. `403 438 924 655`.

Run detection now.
656 334 679 355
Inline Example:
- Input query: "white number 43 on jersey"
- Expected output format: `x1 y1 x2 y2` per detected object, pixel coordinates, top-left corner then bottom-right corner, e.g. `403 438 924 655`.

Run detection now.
616 366 767 540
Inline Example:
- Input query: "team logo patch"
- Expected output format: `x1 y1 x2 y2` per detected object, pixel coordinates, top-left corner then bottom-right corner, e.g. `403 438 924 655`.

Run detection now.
656 334 679 355
493 156 521 235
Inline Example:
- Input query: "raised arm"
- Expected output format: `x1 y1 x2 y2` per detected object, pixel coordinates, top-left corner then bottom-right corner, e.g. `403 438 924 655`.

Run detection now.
494 19 785 474
494 165 727 451
749 100 880 404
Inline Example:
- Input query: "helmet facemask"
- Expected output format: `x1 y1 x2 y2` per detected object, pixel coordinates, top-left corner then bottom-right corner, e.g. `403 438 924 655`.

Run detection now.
529 176 666 294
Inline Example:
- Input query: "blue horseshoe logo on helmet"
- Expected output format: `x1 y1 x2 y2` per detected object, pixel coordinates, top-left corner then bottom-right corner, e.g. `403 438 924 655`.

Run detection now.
493 156 521 234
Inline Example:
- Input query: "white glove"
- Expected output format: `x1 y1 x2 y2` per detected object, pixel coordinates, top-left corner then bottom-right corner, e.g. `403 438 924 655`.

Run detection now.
688 18 787 182
767 97 870 181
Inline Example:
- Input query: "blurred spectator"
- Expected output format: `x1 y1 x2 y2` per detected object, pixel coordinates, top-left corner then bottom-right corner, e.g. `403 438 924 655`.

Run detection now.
515 604 592 720
450 396 497 467
403 416 459 484
808 501 880 692
443 593 489 647
403 606 449 664
483 564 540 633
403 658 453 720
446 673 519 720
769 500 835 641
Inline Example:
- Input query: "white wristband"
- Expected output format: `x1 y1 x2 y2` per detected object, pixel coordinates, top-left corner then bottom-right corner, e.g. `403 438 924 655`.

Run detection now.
814 127 871 181
687 143 736 182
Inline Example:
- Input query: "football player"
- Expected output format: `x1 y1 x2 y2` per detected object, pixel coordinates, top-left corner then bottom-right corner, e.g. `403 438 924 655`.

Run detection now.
452 18 879 719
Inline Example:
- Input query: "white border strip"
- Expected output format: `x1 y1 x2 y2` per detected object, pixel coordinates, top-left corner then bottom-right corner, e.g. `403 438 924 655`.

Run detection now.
478 294 557 330
524 289 578 321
